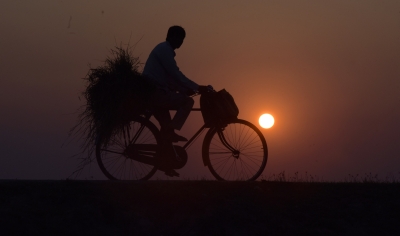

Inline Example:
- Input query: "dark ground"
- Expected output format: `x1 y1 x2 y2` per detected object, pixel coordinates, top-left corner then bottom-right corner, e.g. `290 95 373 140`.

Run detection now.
1 180 399 236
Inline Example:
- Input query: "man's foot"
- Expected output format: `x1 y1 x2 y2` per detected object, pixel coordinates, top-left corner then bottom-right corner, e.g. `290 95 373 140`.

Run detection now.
169 132 188 142
164 169 180 177
160 128 188 142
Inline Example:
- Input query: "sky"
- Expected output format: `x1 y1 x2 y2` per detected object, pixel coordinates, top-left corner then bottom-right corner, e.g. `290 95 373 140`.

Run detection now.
1 0 399 181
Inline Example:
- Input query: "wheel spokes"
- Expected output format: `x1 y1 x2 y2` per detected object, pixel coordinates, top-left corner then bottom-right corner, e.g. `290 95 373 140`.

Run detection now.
97 119 159 180
207 120 267 181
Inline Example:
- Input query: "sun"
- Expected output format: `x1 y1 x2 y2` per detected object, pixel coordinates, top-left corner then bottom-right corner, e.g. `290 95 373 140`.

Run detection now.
259 114 274 129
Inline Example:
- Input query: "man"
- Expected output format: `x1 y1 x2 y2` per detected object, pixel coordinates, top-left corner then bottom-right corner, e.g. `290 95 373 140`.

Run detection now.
143 26 209 142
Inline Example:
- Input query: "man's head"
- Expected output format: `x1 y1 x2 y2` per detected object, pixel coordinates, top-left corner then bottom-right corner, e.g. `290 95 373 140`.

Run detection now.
166 26 186 49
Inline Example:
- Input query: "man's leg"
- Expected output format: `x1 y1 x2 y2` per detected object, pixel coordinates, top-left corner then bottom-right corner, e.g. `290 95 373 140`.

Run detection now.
169 96 194 130
150 90 193 176
153 109 172 129
151 89 194 141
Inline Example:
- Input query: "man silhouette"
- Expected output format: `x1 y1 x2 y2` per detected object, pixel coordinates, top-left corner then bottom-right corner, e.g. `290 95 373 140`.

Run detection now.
143 26 209 142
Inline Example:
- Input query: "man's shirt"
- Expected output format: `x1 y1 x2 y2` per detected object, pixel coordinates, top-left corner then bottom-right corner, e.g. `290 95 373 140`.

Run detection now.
142 41 199 93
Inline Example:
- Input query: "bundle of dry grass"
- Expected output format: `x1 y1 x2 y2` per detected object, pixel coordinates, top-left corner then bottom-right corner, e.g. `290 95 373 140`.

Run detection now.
71 46 155 171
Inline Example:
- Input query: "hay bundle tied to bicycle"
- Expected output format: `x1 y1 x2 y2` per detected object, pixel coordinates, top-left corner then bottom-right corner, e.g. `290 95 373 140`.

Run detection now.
74 47 156 154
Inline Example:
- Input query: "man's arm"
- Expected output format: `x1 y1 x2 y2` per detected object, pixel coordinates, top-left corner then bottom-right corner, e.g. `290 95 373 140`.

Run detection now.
156 45 199 91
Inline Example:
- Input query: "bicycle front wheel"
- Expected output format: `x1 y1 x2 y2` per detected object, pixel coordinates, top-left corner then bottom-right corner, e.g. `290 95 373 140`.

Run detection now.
203 119 268 181
96 116 160 180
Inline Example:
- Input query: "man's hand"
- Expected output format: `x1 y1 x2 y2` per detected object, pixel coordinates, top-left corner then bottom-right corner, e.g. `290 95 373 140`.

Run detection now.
198 85 214 94
186 89 196 96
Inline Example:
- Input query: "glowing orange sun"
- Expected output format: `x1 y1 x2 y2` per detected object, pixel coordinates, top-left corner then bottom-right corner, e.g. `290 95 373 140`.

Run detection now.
259 114 274 129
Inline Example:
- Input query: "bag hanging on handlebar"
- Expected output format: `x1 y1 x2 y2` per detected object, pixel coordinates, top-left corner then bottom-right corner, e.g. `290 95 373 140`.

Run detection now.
200 89 239 127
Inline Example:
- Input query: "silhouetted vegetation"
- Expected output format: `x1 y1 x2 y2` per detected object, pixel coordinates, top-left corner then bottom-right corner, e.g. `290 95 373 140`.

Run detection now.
71 46 155 174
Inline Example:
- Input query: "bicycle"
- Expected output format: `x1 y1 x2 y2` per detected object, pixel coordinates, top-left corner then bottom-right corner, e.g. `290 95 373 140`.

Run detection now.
95 91 268 181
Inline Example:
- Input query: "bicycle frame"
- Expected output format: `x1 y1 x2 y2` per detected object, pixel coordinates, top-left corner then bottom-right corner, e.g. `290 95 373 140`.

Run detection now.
141 107 237 155
97 103 268 180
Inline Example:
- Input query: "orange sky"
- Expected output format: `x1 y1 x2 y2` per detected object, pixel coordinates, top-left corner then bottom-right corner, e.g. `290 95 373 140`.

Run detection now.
1 1 399 180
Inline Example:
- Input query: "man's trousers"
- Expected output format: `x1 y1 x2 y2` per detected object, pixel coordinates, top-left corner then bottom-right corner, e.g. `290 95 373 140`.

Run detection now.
150 88 194 130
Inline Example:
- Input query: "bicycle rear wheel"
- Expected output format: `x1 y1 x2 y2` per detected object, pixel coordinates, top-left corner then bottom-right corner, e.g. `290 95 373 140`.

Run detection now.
203 119 268 181
96 116 160 180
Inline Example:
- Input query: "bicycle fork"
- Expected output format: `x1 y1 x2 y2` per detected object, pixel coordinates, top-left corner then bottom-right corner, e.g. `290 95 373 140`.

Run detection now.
217 129 240 158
